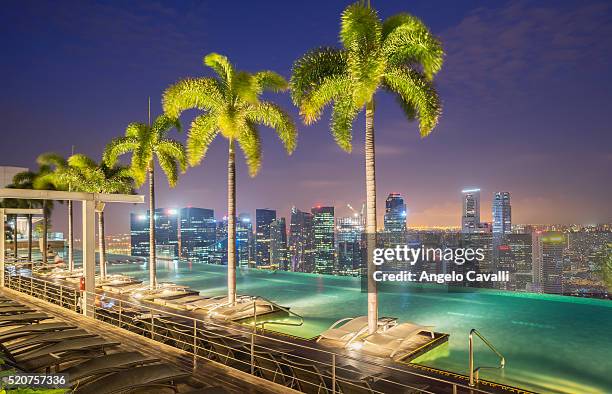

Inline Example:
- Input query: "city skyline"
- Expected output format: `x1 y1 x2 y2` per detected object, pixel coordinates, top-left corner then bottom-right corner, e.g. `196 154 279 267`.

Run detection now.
1 0 611 235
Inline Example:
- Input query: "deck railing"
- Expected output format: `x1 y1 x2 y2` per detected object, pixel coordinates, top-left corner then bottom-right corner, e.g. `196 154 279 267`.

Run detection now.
4 270 502 394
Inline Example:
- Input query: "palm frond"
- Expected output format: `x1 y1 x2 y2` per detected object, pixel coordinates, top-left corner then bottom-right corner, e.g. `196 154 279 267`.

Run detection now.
204 53 234 85
152 114 182 140
384 66 442 136
382 13 444 79
246 102 297 154
340 2 382 52
330 96 359 152
125 123 148 139
233 71 259 105
186 113 220 166
156 152 179 188
290 47 347 107
103 137 138 166
254 71 288 93
162 78 224 119
36 152 67 168
67 154 97 170
156 139 187 172
299 75 351 124
237 122 262 177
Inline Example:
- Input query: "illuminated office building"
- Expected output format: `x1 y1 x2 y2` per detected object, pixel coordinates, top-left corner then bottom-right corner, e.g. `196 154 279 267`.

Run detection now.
289 207 315 273
255 209 276 266
270 217 288 270
461 188 481 233
312 206 335 274
492 192 512 235
179 207 216 263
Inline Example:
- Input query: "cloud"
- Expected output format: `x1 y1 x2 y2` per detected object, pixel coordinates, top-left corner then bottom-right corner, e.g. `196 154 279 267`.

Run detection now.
439 1 612 102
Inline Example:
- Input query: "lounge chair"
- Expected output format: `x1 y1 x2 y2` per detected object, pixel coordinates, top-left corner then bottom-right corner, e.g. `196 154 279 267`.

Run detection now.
6 329 96 354
254 351 292 386
316 316 369 347
0 322 76 342
0 306 36 315
209 299 277 321
282 356 330 394
0 312 52 327
206 333 251 371
64 351 160 385
360 322 434 358
73 364 191 394
11 337 121 371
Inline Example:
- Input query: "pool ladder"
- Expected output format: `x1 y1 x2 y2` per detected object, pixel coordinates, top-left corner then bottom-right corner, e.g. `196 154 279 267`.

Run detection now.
251 296 304 332
469 328 506 387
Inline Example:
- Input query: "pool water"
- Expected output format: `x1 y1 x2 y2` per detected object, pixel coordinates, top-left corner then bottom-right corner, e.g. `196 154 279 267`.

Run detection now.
102 259 612 394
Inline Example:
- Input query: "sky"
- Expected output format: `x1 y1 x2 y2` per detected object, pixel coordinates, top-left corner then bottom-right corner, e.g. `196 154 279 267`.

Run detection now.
1 0 611 236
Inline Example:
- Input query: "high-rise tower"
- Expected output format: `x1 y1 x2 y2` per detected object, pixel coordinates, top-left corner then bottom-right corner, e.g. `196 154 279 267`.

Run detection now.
461 189 481 233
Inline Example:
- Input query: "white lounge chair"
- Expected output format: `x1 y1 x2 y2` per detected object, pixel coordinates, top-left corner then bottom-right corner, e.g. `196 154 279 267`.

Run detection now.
317 316 369 347
360 322 435 358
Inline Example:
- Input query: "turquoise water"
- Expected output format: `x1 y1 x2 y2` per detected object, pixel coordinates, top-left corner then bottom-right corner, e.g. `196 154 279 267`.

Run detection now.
102 259 612 394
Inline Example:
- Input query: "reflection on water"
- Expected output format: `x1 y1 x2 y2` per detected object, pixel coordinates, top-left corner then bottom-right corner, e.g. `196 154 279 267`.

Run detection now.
95 256 612 393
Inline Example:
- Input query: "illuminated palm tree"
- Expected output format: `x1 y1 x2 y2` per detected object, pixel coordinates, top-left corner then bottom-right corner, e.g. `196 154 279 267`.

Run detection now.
12 166 56 265
2 175 38 263
163 53 297 304
104 114 186 288
58 154 134 279
290 2 443 333
35 152 78 271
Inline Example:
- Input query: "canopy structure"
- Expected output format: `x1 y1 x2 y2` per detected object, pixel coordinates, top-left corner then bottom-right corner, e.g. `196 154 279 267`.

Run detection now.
0 188 144 316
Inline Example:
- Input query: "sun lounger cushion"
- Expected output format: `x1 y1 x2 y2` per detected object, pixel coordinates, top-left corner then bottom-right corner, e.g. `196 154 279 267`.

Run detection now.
65 351 160 383
73 364 191 394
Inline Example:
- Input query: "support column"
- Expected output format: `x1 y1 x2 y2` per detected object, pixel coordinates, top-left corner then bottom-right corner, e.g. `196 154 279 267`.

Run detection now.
82 200 96 316
0 209 5 288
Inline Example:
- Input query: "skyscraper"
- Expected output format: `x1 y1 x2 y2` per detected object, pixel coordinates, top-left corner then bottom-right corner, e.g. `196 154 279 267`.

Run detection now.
130 209 179 259
255 209 276 266
383 193 407 247
541 232 565 294
336 214 364 275
270 217 288 270
130 213 149 257
384 193 407 233
492 192 512 235
289 207 315 273
237 213 253 268
311 206 335 274
155 209 179 259
179 207 216 263
461 188 481 233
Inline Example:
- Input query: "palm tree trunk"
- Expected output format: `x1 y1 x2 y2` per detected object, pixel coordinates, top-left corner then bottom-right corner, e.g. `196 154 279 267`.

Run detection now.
42 203 48 265
365 99 378 334
27 214 32 266
227 139 237 305
148 166 157 289
68 200 74 271
12 215 18 260
98 210 107 280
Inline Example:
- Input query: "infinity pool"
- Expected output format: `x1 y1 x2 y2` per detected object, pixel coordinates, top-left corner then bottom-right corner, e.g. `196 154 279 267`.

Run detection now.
104 259 612 394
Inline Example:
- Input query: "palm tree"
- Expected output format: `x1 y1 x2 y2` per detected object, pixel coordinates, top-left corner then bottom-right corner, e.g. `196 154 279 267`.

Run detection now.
58 154 135 279
290 2 443 333
12 165 57 265
104 114 186 289
162 53 297 304
3 175 39 264
35 153 77 271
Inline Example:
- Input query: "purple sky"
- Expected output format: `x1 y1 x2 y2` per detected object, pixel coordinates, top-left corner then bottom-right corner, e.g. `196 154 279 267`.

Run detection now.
1 0 611 236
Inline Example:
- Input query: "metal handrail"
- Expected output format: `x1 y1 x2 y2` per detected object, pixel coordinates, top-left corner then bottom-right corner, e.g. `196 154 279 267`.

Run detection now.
469 328 506 387
251 295 304 331
4 271 501 394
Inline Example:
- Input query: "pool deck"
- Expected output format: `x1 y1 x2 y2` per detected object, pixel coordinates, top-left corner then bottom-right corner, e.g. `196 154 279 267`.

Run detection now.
0 287 297 394
5 271 538 394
